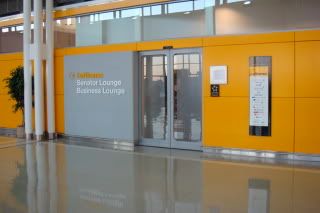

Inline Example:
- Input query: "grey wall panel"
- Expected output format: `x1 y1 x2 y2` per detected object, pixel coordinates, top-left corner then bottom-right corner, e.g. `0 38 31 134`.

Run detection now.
64 52 138 141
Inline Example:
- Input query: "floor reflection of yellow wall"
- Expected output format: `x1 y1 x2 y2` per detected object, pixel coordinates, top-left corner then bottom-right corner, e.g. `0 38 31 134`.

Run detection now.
0 146 27 212
293 169 320 213
203 161 320 213
202 161 294 213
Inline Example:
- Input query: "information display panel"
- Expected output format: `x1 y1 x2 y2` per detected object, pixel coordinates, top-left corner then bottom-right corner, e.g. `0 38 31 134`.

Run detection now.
249 56 272 136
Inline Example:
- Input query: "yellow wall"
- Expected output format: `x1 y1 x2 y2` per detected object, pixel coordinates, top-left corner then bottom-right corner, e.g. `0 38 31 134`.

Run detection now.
203 35 295 153
0 53 23 128
294 32 320 155
1 30 320 155
202 30 320 155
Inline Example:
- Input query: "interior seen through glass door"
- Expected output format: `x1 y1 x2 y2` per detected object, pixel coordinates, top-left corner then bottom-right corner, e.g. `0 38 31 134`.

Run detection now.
142 55 168 140
173 53 201 142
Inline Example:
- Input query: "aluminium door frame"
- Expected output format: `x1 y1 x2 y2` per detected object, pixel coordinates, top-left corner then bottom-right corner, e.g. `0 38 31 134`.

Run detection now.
138 48 203 150
169 48 202 151
139 50 171 148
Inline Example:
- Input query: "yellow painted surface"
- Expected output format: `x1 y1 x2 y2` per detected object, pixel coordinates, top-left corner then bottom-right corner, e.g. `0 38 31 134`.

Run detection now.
137 38 203 51
203 32 294 46
136 40 172 51
295 41 320 98
54 57 64 95
294 33 320 154
295 98 320 155
55 43 137 57
0 95 23 128
295 30 320 41
0 53 22 61
0 18 23 28
203 97 294 152
55 95 65 133
203 43 295 98
0 55 23 128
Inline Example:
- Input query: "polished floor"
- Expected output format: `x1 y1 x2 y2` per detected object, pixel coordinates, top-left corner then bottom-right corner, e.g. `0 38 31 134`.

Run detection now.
0 137 320 213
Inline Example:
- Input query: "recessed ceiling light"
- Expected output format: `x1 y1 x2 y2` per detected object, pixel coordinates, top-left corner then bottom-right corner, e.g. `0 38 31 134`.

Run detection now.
243 1 251 5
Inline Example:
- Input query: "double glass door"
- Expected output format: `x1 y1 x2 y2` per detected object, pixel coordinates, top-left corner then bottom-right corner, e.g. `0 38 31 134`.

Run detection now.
140 49 202 150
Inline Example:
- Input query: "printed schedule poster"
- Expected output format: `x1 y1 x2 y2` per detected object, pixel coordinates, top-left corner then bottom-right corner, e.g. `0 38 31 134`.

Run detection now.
249 56 272 136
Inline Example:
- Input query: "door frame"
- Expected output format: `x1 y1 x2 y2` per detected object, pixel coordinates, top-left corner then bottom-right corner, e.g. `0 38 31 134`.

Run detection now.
169 48 202 151
138 48 203 150
139 50 171 148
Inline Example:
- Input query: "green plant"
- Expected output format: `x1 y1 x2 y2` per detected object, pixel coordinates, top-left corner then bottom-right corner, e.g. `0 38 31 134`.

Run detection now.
3 66 25 126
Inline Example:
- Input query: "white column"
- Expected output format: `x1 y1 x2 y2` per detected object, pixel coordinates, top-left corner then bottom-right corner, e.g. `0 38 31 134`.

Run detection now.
34 0 45 140
23 0 33 140
46 0 56 139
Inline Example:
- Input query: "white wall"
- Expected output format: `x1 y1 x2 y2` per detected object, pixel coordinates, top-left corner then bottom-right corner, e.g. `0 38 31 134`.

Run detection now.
215 0 320 35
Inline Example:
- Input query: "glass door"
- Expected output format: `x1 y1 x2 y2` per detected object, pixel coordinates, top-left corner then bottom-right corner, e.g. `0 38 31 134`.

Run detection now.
140 49 202 150
140 51 170 148
170 49 202 150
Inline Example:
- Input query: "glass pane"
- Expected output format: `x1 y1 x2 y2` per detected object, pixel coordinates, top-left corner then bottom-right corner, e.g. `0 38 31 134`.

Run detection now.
190 54 200 64
142 1 206 41
168 1 193 14
100 12 113 21
0 25 23 53
143 7 151 16
121 8 142 18
54 18 76 48
151 5 162 15
143 55 168 140
49 0 320 48
173 53 202 142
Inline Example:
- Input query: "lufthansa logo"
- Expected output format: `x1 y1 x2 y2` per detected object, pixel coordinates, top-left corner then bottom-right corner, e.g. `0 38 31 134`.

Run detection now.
68 72 105 79
69 72 77 79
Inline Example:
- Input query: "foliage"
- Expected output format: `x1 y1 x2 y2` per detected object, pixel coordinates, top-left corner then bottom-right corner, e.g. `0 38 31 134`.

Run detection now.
3 66 25 125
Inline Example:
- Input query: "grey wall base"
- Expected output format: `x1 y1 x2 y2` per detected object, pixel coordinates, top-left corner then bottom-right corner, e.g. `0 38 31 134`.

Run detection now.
0 127 16 137
203 147 320 163
58 134 135 151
